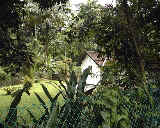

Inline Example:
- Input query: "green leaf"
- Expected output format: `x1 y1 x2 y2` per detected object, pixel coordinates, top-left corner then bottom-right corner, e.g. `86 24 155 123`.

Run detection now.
37 110 49 127
5 89 24 126
27 109 38 124
69 71 77 88
46 105 59 128
34 92 48 112
50 91 62 112
41 84 53 102
77 67 91 93
10 33 17 40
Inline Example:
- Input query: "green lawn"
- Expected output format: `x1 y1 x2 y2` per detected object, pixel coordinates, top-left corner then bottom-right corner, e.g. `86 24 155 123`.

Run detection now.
0 80 64 125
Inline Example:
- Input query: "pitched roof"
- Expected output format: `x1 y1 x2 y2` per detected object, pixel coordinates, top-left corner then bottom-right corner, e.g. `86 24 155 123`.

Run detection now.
86 51 107 66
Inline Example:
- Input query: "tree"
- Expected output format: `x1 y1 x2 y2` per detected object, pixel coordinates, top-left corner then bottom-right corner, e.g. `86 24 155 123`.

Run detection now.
63 1 101 65
0 0 69 75
74 0 160 89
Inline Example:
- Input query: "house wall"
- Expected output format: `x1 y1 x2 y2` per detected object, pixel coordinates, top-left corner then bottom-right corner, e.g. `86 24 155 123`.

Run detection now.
81 55 101 86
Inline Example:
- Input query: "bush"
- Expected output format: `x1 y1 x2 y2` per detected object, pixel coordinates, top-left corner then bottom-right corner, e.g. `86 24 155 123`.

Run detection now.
27 67 95 128
0 68 23 87
123 85 160 128
93 86 130 128
0 68 8 81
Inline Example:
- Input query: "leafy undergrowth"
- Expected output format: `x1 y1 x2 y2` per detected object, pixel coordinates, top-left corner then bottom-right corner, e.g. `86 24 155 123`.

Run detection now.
0 80 63 125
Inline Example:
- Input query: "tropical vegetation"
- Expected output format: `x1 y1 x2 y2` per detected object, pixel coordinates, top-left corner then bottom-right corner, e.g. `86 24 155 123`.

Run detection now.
0 0 160 127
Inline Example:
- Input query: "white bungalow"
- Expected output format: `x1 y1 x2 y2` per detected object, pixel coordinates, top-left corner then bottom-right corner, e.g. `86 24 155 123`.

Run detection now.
81 51 107 91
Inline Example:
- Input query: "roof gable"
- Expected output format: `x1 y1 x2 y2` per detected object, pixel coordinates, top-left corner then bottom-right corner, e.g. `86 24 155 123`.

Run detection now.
86 51 107 66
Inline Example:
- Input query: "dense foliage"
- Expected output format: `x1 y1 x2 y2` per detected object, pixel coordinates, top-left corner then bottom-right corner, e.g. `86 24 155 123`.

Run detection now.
0 0 160 128
0 0 69 74
72 0 160 87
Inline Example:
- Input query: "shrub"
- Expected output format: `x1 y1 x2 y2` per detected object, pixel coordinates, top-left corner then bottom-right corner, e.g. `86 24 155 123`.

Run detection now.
0 71 23 87
0 67 7 81
123 85 160 128
93 86 130 128
56 67 93 128
3 86 22 96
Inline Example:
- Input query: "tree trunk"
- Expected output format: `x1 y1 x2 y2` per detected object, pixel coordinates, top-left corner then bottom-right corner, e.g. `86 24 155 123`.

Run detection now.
121 0 153 107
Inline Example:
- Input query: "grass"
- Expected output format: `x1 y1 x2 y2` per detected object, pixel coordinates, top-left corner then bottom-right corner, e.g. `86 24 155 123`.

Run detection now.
0 79 64 125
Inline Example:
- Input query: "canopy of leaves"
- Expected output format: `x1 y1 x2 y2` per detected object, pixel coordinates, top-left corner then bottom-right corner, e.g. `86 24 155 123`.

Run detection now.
0 0 69 75
73 0 160 87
